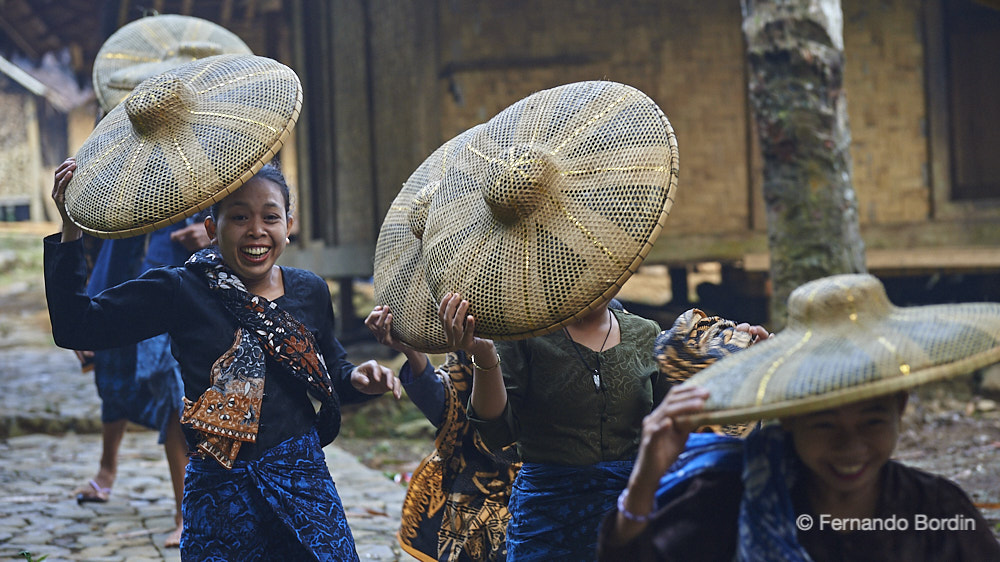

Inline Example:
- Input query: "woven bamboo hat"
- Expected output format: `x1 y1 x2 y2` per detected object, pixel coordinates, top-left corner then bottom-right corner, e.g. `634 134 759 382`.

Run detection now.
412 81 678 342
93 14 252 113
373 125 484 352
65 54 302 239
678 273 1000 426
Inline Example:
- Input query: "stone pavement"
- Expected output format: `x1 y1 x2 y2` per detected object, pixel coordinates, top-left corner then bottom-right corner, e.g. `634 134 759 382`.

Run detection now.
0 317 409 561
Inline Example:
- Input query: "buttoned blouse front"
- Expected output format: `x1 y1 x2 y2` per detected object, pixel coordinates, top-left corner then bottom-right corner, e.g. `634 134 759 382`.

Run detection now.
470 309 663 465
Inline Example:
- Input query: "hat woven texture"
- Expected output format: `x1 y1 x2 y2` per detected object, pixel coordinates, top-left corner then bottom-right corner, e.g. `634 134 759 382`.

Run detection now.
679 273 1000 426
376 81 678 349
65 54 302 239
93 14 252 113
374 126 484 352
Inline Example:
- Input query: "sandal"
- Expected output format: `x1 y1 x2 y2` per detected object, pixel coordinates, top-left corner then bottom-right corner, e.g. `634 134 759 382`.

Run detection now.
75 479 112 504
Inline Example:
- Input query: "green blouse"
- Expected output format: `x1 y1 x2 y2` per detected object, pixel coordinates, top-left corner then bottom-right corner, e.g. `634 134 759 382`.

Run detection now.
468 309 664 465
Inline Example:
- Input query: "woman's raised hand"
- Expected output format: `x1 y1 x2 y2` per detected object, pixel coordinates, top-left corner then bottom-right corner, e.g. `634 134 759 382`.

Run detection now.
365 305 406 352
52 158 82 242
438 292 494 356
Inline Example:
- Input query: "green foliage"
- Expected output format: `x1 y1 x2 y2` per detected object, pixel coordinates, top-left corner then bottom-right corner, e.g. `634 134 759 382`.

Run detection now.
19 551 48 562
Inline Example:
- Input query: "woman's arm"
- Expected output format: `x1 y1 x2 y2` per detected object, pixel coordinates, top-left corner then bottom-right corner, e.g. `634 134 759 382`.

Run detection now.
365 305 442 423
44 236 177 350
438 292 507 420
607 385 709 545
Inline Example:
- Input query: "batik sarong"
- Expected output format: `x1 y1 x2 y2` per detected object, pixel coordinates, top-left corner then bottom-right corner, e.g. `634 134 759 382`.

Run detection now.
398 352 520 562
506 460 633 561
181 428 359 561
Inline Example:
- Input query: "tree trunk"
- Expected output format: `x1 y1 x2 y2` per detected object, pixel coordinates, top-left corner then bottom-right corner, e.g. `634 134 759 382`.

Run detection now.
742 0 866 329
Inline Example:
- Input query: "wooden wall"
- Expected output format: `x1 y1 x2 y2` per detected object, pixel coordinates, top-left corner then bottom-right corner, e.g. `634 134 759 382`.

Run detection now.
268 0 1000 278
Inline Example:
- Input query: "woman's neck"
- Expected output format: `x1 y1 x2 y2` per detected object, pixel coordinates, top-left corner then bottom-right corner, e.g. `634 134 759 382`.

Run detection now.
565 306 618 351
805 471 881 522
242 267 285 300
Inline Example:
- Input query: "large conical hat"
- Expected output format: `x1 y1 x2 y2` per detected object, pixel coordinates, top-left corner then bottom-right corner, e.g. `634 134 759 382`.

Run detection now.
413 81 678 342
678 273 1000 426
93 14 252 113
64 54 302 239
373 125 484 352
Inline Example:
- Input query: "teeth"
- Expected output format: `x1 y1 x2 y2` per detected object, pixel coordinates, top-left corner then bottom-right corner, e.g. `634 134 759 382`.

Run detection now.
243 247 269 256
833 464 864 476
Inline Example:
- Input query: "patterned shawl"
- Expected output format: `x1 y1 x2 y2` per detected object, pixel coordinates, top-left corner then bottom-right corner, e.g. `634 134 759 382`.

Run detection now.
654 308 758 436
654 425 812 562
398 352 521 562
180 248 341 468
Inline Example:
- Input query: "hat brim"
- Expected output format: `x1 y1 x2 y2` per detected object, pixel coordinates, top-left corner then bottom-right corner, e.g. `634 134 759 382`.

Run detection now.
66 54 301 239
93 14 252 113
418 81 679 341
373 126 484 352
675 274 1000 425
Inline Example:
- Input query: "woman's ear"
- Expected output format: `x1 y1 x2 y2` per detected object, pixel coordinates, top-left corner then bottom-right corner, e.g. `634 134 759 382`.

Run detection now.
204 216 217 243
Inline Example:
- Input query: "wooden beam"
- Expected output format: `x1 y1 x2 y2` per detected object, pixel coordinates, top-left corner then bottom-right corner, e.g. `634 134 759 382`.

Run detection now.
743 247 1000 275
279 244 375 278
646 219 1000 269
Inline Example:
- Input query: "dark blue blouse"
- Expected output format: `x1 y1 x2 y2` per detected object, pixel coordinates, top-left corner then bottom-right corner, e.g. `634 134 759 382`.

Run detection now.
44 234 373 459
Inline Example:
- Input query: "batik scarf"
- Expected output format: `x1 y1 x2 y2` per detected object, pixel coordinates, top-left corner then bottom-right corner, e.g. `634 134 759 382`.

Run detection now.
181 248 340 468
654 308 758 436
653 425 813 562
399 351 521 562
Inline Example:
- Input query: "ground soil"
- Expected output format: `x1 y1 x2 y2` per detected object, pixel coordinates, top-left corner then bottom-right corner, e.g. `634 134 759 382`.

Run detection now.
3 224 998 537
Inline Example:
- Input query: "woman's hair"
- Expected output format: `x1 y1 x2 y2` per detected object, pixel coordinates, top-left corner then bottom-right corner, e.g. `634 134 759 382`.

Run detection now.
209 162 292 220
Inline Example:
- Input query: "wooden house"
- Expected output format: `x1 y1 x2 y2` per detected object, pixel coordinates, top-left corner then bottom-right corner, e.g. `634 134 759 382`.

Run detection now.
3 0 998 327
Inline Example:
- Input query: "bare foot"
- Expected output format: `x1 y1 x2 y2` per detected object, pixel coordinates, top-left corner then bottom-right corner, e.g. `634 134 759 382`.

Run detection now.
164 523 182 548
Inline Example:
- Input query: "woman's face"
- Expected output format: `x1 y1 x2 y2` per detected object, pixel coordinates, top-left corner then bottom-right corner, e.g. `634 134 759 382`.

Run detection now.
205 176 292 288
782 394 905 504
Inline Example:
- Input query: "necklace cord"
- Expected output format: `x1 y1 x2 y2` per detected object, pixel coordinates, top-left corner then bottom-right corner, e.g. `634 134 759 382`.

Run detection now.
563 309 614 391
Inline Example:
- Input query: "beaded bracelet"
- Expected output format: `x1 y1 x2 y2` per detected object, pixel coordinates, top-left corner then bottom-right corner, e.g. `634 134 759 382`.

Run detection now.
616 489 653 523
471 352 501 371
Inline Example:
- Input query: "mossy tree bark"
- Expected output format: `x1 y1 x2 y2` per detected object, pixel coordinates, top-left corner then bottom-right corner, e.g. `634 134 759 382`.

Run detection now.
743 0 866 329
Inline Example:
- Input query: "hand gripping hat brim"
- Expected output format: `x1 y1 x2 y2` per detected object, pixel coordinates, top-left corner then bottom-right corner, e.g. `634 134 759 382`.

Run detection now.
373 125 484 352
412 81 679 342
65 54 302 239
678 273 1000 426
93 14 253 113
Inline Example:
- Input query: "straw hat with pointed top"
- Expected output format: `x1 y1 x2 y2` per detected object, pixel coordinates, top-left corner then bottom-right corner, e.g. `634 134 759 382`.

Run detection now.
373 125 484 352
93 13 252 113
678 273 1000 426
391 81 677 345
64 54 302 239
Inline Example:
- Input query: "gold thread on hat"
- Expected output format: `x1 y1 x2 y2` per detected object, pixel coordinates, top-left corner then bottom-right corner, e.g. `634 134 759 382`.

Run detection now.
93 14 252 113
374 81 677 351
65 54 302 238
682 273 1000 425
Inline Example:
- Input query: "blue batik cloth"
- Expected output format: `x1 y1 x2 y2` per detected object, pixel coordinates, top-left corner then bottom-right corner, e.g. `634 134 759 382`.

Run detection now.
506 459 633 561
181 428 359 561
654 425 813 562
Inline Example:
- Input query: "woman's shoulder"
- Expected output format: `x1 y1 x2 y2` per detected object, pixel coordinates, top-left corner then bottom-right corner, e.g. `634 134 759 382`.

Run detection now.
883 460 981 514
615 308 661 335
280 266 328 290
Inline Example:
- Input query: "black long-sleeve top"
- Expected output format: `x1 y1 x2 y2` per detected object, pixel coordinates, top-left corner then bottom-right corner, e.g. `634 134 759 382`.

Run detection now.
44 234 373 459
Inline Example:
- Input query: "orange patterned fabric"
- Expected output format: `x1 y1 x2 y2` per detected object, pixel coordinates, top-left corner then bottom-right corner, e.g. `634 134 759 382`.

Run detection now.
654 308 757 437
398 352 521 562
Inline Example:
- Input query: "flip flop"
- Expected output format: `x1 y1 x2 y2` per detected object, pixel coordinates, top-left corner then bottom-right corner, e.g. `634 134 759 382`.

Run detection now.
75 479 111 504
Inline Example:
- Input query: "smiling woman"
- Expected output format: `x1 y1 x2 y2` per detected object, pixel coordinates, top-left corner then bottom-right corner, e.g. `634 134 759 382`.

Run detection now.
205 164 293 300
45 157 403 561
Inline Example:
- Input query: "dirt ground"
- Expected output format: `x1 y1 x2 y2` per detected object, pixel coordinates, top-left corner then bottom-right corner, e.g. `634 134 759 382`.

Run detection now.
2 224 998 537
